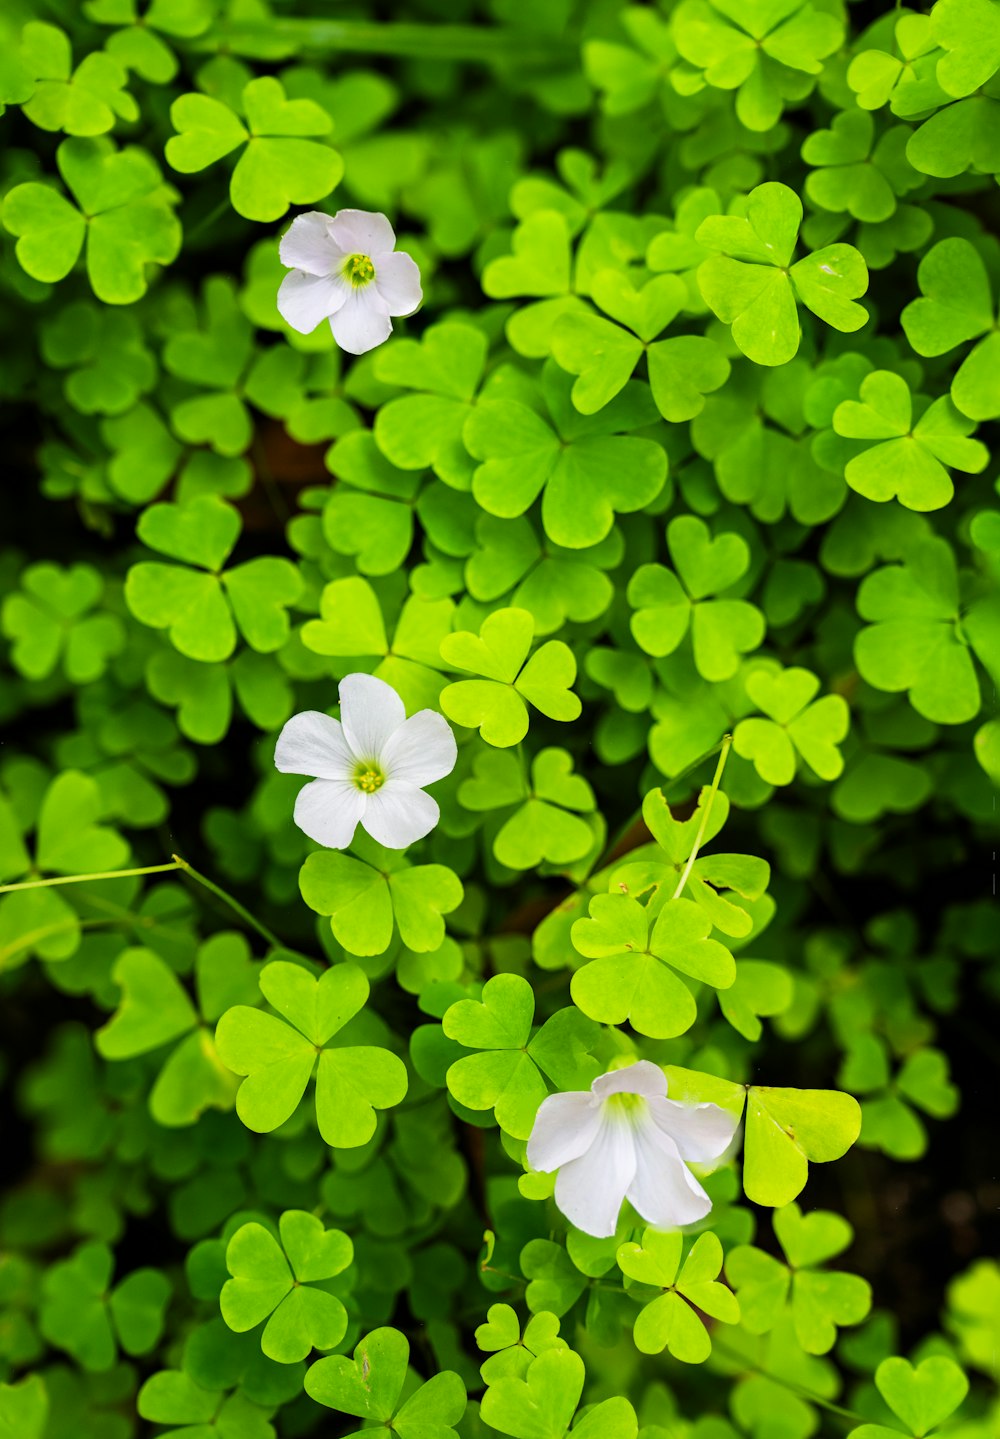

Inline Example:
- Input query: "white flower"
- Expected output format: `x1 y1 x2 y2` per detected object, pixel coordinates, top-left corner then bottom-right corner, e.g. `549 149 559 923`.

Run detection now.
274 673 456 850
276 208 422 355
526 1060 738 1239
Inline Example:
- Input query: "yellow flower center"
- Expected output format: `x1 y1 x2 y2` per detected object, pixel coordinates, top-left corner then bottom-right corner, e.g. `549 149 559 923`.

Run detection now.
607 1092 645 1116
345 253 375 287
354 764 385 794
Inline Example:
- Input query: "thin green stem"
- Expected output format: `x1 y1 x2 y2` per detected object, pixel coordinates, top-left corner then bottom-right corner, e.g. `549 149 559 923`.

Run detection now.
710 1337 878 1429
0 855 283 952
170 855 282 950
197 19 574 67
185 195 232 243
0 862 182 894
672 734 732 901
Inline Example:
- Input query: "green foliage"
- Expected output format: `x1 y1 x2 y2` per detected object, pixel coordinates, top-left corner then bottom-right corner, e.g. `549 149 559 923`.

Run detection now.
0 3 994 1439
166 77 342 222
697 183 869 365
214 957 408 1146
220 1211 352 1363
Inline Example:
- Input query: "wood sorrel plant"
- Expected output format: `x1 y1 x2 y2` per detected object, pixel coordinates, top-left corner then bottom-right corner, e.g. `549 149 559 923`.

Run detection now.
0 2 997 1437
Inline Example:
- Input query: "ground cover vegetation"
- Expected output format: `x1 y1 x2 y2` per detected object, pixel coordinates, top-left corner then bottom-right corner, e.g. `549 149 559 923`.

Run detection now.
0 2 998 1438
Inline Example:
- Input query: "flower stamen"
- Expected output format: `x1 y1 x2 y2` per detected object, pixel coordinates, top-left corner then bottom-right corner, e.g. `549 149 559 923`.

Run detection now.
354 765 385 794
344 253 375 287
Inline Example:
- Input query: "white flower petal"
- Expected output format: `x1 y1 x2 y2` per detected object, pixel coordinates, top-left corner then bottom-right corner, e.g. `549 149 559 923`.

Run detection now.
362 782 439 849
526 1092 602 1173
647 1096 739 1163
591 1060 667 1103
292 779 365 849
274 710 355 780
329 288 393 355
338 673 405 760
329 208 396 256
277 269 349 334
554 1111 637 1239
381 710 457 788
279 211 343 276
373 251 422 317
627 1117 713 1228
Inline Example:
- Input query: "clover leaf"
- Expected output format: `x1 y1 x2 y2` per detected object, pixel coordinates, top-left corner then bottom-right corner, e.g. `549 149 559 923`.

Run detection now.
300 849 463 957
463 363 667 549
571 893 735 1039
901 237 1000 422
743 1086 862 1207
2 562 125 684
373 323 488 488
551 269 730 420
475 1306 568 1383
465 515 621 637
305 1325 467 1439
0 1376 47 1439
83 0 215 86
302 576 453 714
663 1068 862 1206
931 0 1000 97
95 934 259 1127
18 21 138 136
0 770 129 967
137 1371 275 1439
854 537 994 725
844 1039 959 1160
618 1230 739 1361
728 1204 871 1355
672 0 844 130
848 1356 969 1439
733 666 850 785
459 747 596 870
482 210 573 301
479 1347 583 1439
833 370 988 511
324 432 421 576
696 182 869 365
160 276 256 456
220 1211 352 1363
214 959 408 1147
39 1240 170 1372
802 112 916 224
41 298 156 416
125 494 302 663
440 607 582 748
443 975 600 1138
166 76 342 222
628 516 765 682
3 136 181 303
906 94 1000 179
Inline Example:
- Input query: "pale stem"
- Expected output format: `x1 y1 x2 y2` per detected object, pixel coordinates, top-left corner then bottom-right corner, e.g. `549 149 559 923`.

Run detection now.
671 733 733 901
0 862 183 893
0 855 283 951
197 19 574 67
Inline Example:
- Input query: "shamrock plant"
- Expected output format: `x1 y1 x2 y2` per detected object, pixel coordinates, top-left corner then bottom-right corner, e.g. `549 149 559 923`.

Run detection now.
125 495 303 663
628 516 765 682
220 1210 352 1363
696 182 869 365
214 958 409 1147
727 1204 871 1355
3 136 181 303
617 1230 740 1361
1 2 997 1438
440 607 581 747
166 77 342 222
95 934 260 1127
